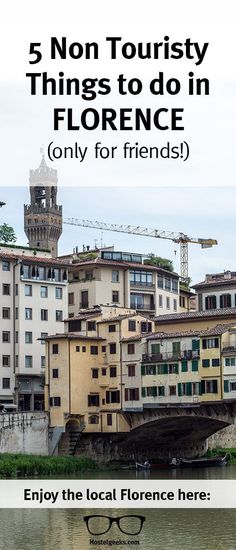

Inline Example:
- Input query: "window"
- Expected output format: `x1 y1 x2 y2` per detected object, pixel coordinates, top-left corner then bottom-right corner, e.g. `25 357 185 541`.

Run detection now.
205 295 217 310
52 344 59 354
181 360 188 372
25 355 33 368
125 388 139 401
159 295 163 307
92 368 98 378
212 358 220 367
112 290 119 303
166 297 170 309
68 292 74 305
90 346 98 355
52 368 58 378
68 320 81 332
169 363 178 374
220 294 231 308
82 346 86 352
15 332 18 344
172 279 178 293
76 346 80 352
2 261 10 271
2 331 10 343
128 320 136 331
2 307 10 319
25 284 32 297
25 308 32 320
110 366 117 377
112 270 119 282
2 284 10 295
130 271 153 287
102 346 106 353
128 343 135 355
173 299 177 311
107 414 113 426
141 321 152 333
151 343 160 356
56 310 63 322
172 341 180 355
81 290 89 308
204 380 218 394
169 385 176 396
157 275 163 288
130 294 144 309
180 296 186 308
192 360 198 372
165 277 171 291
88 321 96 331
109 324 116 333
146 386 157 397
15 355 18 368
40 286 48 298
158 386 165 396
15 284 18 296
2 355 10 367
41 309 48 321
106 390 120 404
88 415 99 424
55 287 62 299
41 356 46 368
102 368 107 376
109 343 116 354
128 364 135 377
202 338 219 349
85 270 93 280
225 357 236 367
25 332 32 344
2 378 10 389
230 382 236 392
88 394 100 407
202 359 210 368
41 332 48 344
50 396 61 407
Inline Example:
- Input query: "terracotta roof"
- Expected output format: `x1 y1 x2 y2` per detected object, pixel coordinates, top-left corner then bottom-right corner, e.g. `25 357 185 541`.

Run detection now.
193 278 236 290
147 323 236 340
121 334 149 342
43 333 106 341
64 311 102 322
154 307 236 323
0 252 69 266
69 257 179 277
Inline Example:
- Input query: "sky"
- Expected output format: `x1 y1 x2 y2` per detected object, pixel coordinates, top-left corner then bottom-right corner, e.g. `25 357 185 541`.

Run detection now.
0 0 235 284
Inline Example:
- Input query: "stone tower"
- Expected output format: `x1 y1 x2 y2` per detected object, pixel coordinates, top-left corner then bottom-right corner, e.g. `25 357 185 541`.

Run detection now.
24 154 62 258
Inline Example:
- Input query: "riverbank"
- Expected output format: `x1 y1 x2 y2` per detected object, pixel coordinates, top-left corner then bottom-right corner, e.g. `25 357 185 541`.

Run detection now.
0 454 98 478
207 448 236 464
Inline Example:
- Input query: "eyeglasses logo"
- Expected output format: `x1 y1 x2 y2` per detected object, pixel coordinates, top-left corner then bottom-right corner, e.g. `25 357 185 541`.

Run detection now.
84 515 145 536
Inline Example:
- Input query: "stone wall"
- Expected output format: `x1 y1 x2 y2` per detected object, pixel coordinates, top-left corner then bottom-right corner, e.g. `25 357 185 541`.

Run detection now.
208 424 236 450
0 412 48 455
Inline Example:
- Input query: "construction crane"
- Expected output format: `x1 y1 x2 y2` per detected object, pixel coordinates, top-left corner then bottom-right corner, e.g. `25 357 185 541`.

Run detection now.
63 218 218 280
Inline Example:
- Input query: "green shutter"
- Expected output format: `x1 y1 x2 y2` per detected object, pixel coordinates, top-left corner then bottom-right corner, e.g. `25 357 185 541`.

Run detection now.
201 380 205 394
151 343 160 355
173 341 180 355
186 382 192 396
192 360 198 372
192 339 200 351
153 386 157 397
141 387 146 397
174 363 179 374
178 383 182 396
181 360 188 372
141 365 145 376
198 382 202 395
164 364 168 375
224 380 229 393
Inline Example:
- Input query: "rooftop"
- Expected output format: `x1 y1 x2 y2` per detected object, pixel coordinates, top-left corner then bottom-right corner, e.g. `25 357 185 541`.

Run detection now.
154 307 236 323
147 323 236 340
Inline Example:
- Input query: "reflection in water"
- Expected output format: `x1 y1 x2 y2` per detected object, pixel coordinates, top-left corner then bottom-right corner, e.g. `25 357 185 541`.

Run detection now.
1 508 236 550
1 467 236 550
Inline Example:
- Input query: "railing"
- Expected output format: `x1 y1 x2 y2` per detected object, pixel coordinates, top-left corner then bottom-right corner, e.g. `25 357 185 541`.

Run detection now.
222 345 236 353
130 281 154 288
142 350 199 362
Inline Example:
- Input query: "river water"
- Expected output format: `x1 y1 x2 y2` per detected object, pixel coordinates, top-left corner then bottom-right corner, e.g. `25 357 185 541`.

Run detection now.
0 466 236 550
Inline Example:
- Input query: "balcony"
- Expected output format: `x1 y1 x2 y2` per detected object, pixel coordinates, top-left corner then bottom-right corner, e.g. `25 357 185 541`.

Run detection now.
142 350 199 362
222 345 236 355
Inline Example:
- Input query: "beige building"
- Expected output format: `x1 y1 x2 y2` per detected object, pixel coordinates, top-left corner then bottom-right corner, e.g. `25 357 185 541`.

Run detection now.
0 244 68 410
45 306 154 437
193 271 236 312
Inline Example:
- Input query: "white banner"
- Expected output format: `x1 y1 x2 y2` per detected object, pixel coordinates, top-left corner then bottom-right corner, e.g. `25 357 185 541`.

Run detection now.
0 480 235 508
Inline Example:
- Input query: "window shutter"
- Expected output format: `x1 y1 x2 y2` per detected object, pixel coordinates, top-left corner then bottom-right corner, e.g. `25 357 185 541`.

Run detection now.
192 339 200 351
141 387 146 397
201 380 205 394
141 365 145 376
181 360 188 372
135 388 139 400
106 391 110 404
215 339 219 348
153 386 157 397
213 380 218 393
117 391 120 403
164 364 168 375
224 380 229 393
186 382 192 396
178 383 182 396
151 343 160 355
220 295 223 308
125 389 129 401
192 360 198 372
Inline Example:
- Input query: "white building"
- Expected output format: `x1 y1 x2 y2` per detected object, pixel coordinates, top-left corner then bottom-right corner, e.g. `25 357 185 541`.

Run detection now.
0 244 68 410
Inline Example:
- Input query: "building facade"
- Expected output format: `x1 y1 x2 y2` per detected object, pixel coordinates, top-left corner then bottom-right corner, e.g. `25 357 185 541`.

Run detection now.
0 244 68 410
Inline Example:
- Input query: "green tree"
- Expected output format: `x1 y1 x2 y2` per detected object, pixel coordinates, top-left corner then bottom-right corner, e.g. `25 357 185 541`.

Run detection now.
0 223 17 244
144 253 174 272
